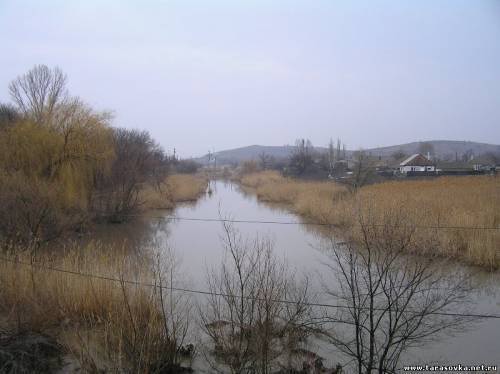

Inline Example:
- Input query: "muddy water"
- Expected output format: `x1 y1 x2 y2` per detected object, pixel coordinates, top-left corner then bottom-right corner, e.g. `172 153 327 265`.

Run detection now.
91 180 500 370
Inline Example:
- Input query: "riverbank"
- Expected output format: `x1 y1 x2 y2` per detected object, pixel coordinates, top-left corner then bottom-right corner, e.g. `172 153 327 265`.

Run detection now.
2 179 498 371
0 243 192 372
0 173 207 372
141 173 208 210
238 171 500 269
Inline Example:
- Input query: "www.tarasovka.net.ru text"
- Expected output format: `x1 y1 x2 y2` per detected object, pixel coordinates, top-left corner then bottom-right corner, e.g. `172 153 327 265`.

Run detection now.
403 364 498 372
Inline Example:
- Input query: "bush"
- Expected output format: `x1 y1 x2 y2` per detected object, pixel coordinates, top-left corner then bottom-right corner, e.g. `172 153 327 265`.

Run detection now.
174 159 199 174
240 160 259 174
0 173 84 244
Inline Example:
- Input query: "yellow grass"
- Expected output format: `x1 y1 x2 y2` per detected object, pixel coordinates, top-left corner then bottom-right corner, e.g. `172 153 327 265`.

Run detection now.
240 171 500 269
141 173 208 209
167 174 208 202
0 244 183 371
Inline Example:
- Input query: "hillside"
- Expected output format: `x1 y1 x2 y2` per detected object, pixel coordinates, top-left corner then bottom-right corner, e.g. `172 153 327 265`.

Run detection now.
363 140 500 159
194 145 314 165
194 140 500 165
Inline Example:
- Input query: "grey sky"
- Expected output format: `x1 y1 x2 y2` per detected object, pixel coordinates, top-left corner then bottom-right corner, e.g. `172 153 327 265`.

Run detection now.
1 0 499 157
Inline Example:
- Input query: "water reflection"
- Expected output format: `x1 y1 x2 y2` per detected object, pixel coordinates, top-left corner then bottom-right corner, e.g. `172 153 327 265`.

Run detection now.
86 180 499 369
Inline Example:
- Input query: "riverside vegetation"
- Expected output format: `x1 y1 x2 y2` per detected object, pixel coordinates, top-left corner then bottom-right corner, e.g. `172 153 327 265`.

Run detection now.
0 65 207 243
0 66 205 372
239 170 500 269
0 65 487 373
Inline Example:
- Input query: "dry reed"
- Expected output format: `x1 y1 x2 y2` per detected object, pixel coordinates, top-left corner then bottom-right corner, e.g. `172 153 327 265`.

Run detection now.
141 173 208 209
0 243 189 371
240 171 500 269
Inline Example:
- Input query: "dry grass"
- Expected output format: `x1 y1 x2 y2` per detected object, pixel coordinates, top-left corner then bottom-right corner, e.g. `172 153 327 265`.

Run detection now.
240 171 500 269
167 174 208 202
0 244 190 372
141 173 208 209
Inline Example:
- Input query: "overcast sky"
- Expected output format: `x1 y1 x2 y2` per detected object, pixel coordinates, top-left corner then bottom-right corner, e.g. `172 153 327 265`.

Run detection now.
1 0 499 157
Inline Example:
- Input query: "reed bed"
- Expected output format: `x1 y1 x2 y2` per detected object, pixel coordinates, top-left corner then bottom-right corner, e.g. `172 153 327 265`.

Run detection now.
240 171 500 269
0 244 188 372
142 173 208 209
167 174 208 202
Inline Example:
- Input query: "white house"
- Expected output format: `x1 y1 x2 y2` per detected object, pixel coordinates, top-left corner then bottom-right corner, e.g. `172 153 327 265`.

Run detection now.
399 154 435 174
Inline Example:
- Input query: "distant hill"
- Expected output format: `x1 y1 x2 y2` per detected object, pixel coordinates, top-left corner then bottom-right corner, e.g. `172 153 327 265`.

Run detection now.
194 145 314 165
363 140 500 159
194 141 500 165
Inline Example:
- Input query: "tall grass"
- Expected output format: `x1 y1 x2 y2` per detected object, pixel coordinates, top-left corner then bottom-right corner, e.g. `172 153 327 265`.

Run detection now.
0 244 191 372
240 171 500 269
141 173 208 209
167 174 208 202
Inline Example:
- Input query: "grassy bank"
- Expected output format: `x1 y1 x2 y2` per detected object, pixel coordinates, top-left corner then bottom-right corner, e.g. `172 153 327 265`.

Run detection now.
240 171 500 269
0 244 190 372
142 173 208 210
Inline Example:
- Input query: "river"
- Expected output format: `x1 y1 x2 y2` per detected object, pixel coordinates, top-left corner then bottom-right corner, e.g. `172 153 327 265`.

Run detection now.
88 180 500 371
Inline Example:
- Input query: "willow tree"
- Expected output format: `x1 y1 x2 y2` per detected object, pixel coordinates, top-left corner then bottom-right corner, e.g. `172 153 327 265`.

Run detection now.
48 97 115 208
0 66 116 242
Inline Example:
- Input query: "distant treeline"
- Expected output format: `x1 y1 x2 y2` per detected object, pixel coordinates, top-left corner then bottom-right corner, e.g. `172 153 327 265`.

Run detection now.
0 65 196 244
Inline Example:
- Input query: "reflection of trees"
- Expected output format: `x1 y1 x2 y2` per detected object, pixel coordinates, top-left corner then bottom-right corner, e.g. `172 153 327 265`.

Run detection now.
62 215 172 257
200 220 311 373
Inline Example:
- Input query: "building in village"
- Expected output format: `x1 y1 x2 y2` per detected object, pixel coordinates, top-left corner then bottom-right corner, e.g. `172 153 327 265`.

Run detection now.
399 154 435 174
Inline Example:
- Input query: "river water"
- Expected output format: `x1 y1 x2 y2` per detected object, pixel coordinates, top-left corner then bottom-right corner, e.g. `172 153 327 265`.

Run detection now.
89 180 500 371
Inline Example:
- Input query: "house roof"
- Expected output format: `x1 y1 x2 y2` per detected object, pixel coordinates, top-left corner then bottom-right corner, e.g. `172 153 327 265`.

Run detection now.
400 154 434 167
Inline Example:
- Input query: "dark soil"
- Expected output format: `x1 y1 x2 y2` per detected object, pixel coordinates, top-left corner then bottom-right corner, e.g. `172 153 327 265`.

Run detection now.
0 330 63 373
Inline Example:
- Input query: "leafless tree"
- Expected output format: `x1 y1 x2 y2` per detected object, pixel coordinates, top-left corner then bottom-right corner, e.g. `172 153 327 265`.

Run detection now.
349 150 375 193
289 139 314 175
9 65 67 124
200 220 311 373
327 138 336 175
418 142 435 158
258 152 273 170
320 209 474 374
391 149 407 161
92 128 168 222
0 103 19 128
335 138 342 161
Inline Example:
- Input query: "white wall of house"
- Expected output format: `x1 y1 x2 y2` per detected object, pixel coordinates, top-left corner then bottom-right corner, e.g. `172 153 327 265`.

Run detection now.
400 165 435 173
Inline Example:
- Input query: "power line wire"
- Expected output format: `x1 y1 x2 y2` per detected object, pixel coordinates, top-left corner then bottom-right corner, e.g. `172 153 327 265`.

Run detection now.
116 215 500 231
1 256 499 320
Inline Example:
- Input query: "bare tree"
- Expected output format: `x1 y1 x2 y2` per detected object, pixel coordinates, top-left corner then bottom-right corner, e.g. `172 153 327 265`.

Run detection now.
320 209 474 374
289 139 314 176
328 138 335 175
336 138 342 161
258 152 273 170
0 103 19 128
200 220 311 373
92 128 167 222
418 142 435 158
9 65 67 124
391 149 407 161
349 150 375 193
